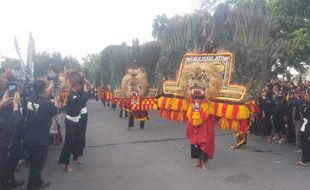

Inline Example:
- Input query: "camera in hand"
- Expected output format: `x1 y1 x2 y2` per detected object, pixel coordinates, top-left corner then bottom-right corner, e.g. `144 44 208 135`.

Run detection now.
8 82 18 97
47 71 60 97
47 72 59 83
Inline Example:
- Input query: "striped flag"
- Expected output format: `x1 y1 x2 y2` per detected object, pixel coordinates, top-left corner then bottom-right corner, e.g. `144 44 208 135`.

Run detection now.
27 32 36 80
14 35 27 79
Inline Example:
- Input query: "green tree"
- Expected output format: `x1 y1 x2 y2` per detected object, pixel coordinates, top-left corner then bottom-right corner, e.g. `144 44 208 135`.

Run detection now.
33 52 52 78
51 52 62 73
63 56 80 70
269 0 310 72
152 14 169 40
152 12 209 85
213 1 285 99
0 58 24 79
82 53 101 85
33 52 80 78
100 45 131 87
1 58 21 70
137 41 161 83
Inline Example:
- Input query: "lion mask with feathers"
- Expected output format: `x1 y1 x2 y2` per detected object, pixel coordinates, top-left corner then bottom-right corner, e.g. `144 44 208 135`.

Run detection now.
121 68 148 98
179 63 222 101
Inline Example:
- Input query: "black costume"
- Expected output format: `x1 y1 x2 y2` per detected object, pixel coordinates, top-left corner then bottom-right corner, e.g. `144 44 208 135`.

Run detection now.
273 95 287 137
58 91 83 166
287 97 299 143
0 105 21 189
128 111 148 129
77 91 88 157
119 108 128 118
256 96 273 136
300 102 310 163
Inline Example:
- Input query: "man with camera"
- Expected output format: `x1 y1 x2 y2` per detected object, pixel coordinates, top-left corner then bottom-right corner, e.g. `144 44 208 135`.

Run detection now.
0 69 24 190
24 79 59 190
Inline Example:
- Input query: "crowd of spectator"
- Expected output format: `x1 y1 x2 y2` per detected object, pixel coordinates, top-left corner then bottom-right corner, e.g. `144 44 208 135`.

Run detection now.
252 79 310 150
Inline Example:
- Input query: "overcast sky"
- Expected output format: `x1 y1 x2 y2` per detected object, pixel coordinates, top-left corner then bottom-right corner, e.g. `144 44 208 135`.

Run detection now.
0 0 198 61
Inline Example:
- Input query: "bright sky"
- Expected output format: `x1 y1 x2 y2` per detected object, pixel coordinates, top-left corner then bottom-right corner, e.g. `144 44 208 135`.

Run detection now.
0 0 198 61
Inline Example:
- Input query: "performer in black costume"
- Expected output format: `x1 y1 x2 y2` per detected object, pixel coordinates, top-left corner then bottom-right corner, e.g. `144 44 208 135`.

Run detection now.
74 86 89 163
58 70 85 172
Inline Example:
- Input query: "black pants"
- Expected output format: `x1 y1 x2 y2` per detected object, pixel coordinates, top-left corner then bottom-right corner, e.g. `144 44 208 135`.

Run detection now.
0 145 21 188
111 103 116 111
301 132 310 163
27 145 48 190
273 115 285 135
191 145 208 162
287 118 296 143
6 136 22 180
5 147 20 181
119 108 128 118
260 114 272 136
58 121 81 165
128 114 145 129
75 114 88 159
0 148 9 188
80 114 88 149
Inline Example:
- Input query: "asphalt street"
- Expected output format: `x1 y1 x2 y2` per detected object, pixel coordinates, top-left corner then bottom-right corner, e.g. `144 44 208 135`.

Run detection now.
14 100 309 190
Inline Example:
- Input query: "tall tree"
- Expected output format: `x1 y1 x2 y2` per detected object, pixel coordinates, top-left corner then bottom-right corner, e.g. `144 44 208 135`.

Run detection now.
33 52 80 78
62 56 80 70
137 41 161 83
213 1 285 99
269 0 310 72
1 58 21 71
100 45 131 87
152 14 169 40
82 53 101 85
152 12 209 83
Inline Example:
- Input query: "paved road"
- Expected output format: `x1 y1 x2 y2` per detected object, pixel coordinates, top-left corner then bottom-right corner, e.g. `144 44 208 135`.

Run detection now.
15 100 309 190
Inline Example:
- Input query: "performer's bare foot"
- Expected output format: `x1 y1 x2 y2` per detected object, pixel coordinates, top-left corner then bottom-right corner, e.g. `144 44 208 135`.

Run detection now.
230 143 246 149
267 136 272 143
65 165 73 172
192 160 202 167
201 162 208 171
295 161 307 167
230 145 240 149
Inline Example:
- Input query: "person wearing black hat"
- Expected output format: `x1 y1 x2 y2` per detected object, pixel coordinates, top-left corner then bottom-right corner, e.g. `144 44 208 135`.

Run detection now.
24 79 59 190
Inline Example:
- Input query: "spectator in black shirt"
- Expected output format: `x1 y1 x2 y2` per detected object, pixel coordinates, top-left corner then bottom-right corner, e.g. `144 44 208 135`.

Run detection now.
256 90 273 140
287 92 298 143
272 90 287 143
0 69 24 189
24 80 59 190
